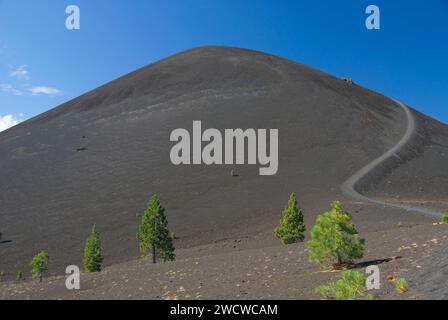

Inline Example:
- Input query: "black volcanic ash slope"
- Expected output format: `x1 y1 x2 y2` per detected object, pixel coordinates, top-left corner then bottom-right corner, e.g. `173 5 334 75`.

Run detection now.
365 109 448 203
0 46 446 276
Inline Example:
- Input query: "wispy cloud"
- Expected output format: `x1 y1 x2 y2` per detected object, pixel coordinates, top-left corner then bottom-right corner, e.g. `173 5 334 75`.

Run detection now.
28 86 62 96
10 65 30 80
0 114 22 132
1 84 62 97
2 63 63 98
0 83 23 96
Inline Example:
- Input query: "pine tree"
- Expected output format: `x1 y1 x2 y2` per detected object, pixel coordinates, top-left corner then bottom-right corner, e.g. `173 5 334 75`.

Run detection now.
137 195 175 263
440 214 448 225
275 193 306 244
315 270 373 300
308 201 365 268
83 224 103 272
29 251 49 282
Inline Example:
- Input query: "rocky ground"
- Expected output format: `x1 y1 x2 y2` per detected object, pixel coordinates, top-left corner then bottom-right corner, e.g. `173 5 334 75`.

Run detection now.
1 217 447 300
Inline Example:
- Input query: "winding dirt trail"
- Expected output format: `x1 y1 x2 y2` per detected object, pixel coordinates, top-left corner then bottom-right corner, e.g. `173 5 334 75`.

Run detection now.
341 100 440 219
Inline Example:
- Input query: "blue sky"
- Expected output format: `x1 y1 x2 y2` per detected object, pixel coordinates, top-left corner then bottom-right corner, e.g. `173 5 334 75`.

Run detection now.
0 0 447 131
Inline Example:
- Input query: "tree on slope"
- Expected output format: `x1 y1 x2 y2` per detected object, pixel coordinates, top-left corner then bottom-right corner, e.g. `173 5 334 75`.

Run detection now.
307 201 364 269
83 224 103 273
275 193 306 244
137 195 175 263
30 251 49 282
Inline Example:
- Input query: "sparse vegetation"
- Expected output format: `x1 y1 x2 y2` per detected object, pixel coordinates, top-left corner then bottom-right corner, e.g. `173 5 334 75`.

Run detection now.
83 224 103 273
395 278 410 293
315 270 373 300
230 169 238 177
29 251 49 282
308 201 365 269
137 195 175 263
16 271 23 281
275 193 306 244
440 214 448 225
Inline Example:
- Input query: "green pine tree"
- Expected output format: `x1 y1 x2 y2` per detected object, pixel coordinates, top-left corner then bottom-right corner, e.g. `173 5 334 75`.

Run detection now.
308 201 365 268
137 195 175 263
440 214 448 225
29 251 49 282
275 193 306 244
315 270 373 300
83 224 103 273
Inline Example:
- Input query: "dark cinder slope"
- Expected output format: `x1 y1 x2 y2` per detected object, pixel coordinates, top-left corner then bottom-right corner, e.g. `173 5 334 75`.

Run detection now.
365 110 448 205
0 46 446 277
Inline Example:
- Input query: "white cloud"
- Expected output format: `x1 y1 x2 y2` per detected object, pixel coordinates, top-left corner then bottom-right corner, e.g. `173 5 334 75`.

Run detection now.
0 114 22 132
0 83 23 96
10 65 30 80
28 86 61 96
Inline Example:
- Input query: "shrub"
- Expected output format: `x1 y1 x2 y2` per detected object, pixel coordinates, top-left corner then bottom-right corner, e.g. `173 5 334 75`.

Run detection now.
341 78 354 85
440 214 448 225
137 195 175 263
315 270 373 300
395 278 410 293
275 193 306 244
30 251 49 282
308 201 365 268
83 224 103 273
